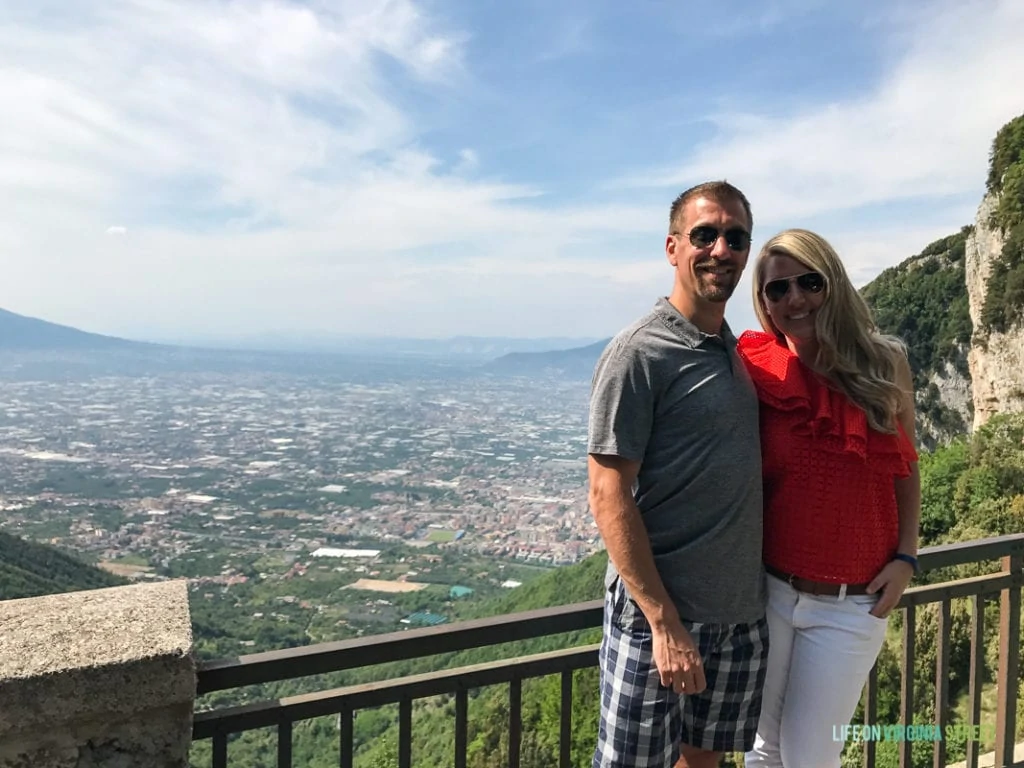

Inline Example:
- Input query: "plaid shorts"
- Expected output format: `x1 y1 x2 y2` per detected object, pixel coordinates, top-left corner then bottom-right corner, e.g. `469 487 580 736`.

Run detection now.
593 578 769 767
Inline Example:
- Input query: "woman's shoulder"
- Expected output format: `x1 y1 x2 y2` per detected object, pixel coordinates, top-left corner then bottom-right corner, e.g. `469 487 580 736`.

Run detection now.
735 331 818 410
736 330 790 371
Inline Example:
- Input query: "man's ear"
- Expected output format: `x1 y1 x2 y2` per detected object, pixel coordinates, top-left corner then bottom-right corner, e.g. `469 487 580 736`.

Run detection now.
665 235 678 267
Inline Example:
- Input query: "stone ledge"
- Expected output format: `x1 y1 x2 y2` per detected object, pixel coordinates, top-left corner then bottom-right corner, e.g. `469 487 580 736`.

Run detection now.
0 580 196 766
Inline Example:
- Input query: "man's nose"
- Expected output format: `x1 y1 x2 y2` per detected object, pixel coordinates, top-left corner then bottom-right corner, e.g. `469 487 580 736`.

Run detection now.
710 235 731 258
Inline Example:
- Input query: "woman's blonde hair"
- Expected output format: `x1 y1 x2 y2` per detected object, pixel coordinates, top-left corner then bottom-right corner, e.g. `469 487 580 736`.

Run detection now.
752 228 907 434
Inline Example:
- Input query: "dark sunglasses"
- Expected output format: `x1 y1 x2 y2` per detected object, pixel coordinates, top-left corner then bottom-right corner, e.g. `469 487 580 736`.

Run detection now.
762 271 826 303
674 225 751 252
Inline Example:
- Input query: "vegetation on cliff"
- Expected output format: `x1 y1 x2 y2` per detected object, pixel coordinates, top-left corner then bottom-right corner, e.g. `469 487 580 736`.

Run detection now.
981 114 1024 333
861 228 973 439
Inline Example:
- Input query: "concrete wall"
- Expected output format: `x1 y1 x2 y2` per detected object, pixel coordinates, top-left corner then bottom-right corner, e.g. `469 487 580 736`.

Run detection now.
0 581 195 767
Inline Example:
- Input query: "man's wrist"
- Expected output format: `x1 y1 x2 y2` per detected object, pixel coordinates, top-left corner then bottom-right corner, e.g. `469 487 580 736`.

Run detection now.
645 602 683 632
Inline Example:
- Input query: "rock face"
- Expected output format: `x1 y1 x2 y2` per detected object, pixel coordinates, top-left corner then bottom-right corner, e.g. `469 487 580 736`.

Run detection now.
966 193 1024 429
860 230 974 450
918 349 973 450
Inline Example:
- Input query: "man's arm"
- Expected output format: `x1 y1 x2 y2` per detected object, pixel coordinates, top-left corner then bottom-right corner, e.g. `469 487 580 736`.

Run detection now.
589 453 706 693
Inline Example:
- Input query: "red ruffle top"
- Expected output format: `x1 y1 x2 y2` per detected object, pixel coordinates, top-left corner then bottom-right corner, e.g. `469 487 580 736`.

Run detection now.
737 331 918 584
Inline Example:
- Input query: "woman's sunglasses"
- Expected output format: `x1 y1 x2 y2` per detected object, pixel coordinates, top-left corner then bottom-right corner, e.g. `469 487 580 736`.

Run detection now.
762 271 826 303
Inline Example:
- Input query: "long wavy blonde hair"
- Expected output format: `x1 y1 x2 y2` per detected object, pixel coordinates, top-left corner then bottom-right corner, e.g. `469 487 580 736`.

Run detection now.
752 229 907 434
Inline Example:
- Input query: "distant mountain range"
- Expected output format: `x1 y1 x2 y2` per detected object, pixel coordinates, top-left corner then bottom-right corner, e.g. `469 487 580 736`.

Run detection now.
484 338 610 379
0 306 600 363
154 332 604 360
0 307 151 350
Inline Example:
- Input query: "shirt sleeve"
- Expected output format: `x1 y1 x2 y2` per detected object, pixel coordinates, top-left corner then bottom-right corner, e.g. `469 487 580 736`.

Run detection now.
587 335 655 462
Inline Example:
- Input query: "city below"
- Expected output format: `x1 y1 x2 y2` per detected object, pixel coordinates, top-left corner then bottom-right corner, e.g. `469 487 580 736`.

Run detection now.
0 350 602 649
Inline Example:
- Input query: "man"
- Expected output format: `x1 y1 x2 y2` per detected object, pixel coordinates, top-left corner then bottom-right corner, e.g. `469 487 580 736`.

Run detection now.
589 181 767 768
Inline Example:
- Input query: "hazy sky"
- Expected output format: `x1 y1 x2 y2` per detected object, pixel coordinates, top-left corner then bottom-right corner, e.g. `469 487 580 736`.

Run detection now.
2 0 1023 342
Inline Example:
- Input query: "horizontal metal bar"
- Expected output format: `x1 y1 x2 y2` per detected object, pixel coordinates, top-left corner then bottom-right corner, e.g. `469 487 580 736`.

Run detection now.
193 644 600 739
194 534 1024 698
897 571 1024 607
197 599 604 694
916 533 1024 571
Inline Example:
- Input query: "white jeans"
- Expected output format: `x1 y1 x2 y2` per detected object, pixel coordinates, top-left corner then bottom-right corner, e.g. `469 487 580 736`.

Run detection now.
744 574 889 768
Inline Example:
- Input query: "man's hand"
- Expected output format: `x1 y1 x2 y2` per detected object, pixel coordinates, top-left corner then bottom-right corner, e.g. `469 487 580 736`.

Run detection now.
866 559 914 618
652 620 706 694
588 454 706 693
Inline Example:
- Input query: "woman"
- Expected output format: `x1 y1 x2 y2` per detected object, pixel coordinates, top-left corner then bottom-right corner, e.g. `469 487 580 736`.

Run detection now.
738 229 921 768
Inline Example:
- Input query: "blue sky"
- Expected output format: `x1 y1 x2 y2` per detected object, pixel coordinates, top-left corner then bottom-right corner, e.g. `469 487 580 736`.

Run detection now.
1 0 1022 343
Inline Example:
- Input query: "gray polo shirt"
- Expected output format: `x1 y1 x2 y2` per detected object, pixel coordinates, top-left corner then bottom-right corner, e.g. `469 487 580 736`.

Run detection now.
588 297 765 624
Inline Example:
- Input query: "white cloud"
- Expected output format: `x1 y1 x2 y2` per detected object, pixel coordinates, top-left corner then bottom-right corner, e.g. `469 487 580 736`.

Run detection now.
622 0 1024 225
0 0 661 340
0 0 1021 341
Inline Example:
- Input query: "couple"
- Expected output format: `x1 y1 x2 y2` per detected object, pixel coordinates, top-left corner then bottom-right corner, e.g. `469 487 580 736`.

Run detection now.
588 181 921 768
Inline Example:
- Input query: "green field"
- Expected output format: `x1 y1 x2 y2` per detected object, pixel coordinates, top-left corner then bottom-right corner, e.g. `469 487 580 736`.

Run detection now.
426 529 457 542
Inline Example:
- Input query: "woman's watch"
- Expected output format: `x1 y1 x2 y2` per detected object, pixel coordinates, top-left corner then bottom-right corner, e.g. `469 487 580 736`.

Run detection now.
893 552 919 574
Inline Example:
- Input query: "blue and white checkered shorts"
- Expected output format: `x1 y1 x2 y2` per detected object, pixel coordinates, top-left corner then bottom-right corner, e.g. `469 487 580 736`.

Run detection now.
593 578 769 767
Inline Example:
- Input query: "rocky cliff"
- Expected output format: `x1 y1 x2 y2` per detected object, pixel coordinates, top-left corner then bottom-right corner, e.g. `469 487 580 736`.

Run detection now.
966 115 1024 430
863 112 1024 447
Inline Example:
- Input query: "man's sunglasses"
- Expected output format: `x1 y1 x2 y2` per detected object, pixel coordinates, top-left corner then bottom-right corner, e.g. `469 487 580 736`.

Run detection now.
762 271 827 303
674 225 751 252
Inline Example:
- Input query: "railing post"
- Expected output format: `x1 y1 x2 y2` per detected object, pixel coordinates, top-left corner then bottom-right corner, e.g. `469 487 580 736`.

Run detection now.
967 595 985 768
900 606 916 768
560 670 573 768
455 688 468 768
864 663 878 768
995 553 1022 768
339 703 353 768
934 599 951 768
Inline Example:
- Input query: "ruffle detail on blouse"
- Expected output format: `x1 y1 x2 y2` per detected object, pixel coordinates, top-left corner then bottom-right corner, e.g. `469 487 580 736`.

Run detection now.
737 330 917 476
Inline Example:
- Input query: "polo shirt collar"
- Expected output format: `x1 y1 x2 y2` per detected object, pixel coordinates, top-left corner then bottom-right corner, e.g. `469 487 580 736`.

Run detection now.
653 297 737 348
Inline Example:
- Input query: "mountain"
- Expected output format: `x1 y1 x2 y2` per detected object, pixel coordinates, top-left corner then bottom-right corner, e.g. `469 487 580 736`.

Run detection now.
860 111 1024 446
155 333 604 361
483 338 610 378
861 229 974 449
0 307 151 350
0 530 126 601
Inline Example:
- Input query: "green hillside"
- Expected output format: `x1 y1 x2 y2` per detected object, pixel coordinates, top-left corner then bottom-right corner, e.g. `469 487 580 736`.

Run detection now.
861 228 974 446
0 530 125 600
190 550 608 768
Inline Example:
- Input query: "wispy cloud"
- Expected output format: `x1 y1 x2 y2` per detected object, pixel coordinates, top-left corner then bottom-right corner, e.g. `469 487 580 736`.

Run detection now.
0 0 660 339
0 0 1021 341
619 0 1024 224
0 0 464 223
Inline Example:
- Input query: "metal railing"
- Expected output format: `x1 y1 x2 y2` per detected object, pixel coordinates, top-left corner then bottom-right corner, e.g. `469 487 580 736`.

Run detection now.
192 533 1024 768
